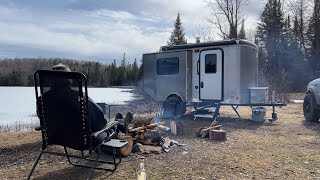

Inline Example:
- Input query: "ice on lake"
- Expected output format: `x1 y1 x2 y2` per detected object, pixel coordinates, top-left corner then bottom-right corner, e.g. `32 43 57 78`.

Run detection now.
0 87 138 125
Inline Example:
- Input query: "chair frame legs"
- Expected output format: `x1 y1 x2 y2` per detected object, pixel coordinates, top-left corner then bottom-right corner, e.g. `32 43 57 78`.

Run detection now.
26 146 122 180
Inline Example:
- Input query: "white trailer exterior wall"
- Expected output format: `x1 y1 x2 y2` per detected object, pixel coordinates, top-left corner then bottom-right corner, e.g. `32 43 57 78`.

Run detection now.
143 39 258 105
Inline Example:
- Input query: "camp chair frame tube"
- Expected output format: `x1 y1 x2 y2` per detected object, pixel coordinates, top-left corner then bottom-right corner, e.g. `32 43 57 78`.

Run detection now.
26 147 121 180
26 148 45 180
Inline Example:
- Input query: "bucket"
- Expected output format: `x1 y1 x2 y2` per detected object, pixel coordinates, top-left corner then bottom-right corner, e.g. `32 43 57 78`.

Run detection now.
252 107 266 122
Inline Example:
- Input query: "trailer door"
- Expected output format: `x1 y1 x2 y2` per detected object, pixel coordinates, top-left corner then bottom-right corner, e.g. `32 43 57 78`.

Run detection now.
199 49 223 100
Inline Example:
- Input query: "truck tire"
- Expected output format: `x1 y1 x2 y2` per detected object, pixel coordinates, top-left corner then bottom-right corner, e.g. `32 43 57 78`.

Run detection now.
163 96 186 117
303 93 320 122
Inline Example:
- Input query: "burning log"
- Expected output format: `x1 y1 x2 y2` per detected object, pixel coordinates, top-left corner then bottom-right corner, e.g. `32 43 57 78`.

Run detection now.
137 129 162 145
209 129 227 141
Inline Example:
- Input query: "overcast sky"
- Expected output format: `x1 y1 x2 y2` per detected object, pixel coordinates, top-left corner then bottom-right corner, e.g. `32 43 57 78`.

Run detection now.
0 0 265 64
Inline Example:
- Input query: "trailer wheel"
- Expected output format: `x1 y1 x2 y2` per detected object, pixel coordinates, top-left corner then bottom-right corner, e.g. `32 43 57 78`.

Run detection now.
163 96 186 117
303 93 320 122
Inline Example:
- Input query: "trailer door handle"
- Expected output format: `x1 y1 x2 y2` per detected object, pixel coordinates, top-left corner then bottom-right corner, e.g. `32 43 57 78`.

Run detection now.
197 61 200 74
200 82 204 88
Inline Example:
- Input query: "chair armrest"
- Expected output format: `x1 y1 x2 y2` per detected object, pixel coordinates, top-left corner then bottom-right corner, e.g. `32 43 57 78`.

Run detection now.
103 139 128 149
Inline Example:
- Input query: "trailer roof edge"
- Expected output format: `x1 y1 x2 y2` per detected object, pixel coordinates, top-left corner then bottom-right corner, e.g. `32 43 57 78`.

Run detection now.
160 39 258 52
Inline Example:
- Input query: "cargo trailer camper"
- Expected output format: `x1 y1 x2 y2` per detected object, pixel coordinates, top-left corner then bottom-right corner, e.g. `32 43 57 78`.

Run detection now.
143 39 286 120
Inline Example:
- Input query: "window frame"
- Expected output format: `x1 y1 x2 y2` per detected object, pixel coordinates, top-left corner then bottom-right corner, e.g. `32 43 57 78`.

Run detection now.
205 54 217 74
156 57 180 75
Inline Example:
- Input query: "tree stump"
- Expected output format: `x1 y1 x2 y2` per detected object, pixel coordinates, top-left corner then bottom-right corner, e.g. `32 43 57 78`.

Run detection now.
209 129 227 141
170 121 183 135
196 125 222 138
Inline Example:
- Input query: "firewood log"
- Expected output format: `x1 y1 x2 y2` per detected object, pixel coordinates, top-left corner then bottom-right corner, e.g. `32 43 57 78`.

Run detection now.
129 122 166 132
133 118 155 128
209 129 227 141
142 145 162 153
197 125 222 137
137 129 162 145
119 136 133 157
170 121 183 135
162 137 171 149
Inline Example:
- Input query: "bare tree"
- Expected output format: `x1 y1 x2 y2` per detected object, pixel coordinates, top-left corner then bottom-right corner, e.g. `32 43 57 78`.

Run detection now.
204 0 249 39
192 23 216 42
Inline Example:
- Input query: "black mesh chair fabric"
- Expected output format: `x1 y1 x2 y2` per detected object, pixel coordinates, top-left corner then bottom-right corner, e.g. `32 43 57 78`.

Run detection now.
36 70 92 150
27 70 123 180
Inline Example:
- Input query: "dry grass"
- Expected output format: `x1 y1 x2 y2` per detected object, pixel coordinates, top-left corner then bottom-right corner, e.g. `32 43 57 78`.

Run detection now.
3 94 320 179
0 121 39 132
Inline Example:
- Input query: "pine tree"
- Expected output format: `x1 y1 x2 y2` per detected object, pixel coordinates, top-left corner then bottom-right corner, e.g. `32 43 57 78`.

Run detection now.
307 0 320 73
238 19 246 39
132 58 139 84
167 12 187 46
293 15 300 45
256 0 287 93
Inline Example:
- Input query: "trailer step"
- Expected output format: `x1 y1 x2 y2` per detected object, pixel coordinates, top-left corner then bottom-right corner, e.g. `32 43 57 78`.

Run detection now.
193 102 221 120
194 114 214 119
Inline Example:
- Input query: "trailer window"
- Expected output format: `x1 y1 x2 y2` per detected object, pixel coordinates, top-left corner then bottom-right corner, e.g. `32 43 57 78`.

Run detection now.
157 57 179 75
205 54 217 74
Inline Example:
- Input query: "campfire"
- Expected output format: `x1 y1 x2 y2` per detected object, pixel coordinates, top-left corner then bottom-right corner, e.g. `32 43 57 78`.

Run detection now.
115 113 185 156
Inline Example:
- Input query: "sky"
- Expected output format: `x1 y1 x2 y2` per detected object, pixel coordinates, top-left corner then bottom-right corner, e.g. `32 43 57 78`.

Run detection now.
0 0 265 64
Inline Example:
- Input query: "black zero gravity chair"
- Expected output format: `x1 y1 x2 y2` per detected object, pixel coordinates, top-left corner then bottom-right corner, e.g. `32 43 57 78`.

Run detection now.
27 70 127 180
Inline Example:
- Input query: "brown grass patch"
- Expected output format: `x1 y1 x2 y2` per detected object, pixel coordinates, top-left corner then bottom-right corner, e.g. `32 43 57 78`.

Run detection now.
2 103 320 179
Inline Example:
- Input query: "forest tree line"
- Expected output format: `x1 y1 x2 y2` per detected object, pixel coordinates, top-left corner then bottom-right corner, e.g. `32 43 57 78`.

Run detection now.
0 55 142 87
254 0 320 94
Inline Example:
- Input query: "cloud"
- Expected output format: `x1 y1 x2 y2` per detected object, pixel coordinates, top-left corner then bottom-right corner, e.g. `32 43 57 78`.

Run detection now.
0 4 170 62
0 0 264 62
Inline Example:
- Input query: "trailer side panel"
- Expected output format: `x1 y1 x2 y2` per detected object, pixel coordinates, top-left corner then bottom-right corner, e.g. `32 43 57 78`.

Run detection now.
239 45 258 103
154 51 192 102
143 53 157 100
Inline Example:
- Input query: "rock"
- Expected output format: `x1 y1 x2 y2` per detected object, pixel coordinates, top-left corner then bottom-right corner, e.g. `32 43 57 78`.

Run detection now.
132 143 144 153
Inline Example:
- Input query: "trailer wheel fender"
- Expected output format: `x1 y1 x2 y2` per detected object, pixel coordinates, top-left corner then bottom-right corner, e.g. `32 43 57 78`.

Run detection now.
166 94 184 102
163 94 186 116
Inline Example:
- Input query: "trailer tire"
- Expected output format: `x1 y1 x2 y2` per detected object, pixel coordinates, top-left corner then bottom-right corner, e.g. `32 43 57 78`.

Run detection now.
303 93 320 122
163 96 186 117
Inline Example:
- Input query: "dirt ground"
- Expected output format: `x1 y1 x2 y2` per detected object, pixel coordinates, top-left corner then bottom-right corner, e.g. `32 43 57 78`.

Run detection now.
2 101 320 179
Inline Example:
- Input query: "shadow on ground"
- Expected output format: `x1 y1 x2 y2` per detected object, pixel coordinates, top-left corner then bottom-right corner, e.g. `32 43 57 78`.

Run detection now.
32 166 114 180
302 120 320 134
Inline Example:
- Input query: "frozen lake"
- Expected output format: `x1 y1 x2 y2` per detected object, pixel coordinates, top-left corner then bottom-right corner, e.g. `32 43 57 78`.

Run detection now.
0 87 137 126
